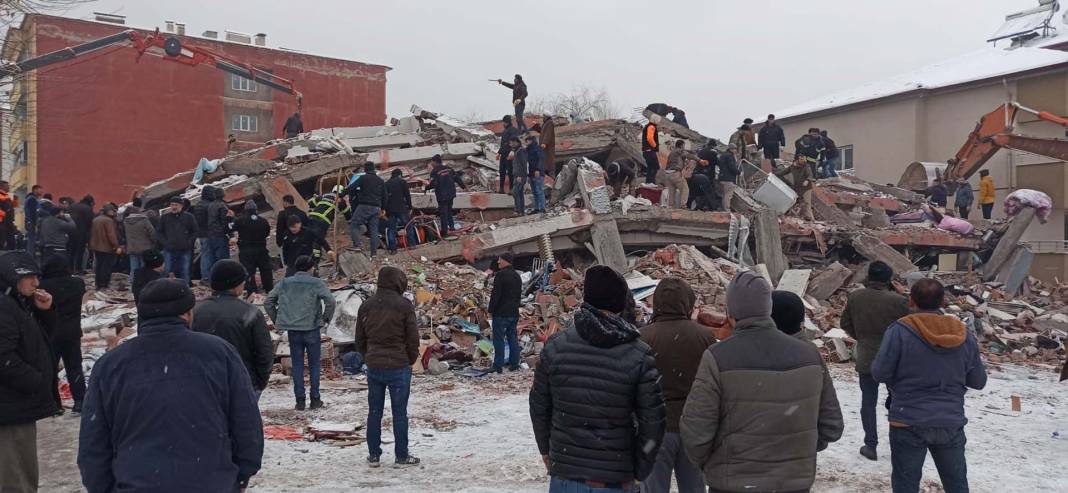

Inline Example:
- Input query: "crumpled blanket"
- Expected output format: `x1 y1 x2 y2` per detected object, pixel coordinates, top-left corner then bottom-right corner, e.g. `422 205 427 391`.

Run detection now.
1004 189 1052 224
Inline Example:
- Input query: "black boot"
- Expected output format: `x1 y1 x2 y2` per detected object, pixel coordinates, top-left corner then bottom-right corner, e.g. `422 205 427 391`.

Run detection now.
295 398 306 411
310 397 324 410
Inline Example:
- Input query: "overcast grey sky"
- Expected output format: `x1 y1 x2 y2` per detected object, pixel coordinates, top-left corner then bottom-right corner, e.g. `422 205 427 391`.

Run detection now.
59 0 1038 140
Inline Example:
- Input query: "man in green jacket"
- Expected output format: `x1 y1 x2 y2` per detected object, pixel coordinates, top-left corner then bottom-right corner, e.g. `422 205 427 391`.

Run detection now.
265 255 336 411
841 261 910 461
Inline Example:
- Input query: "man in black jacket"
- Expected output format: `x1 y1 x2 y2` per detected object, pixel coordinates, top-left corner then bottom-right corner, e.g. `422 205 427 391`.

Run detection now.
758 113 787 161
497 74 528 131
689 143 719 211
39 254 87 415
67 195 95 273
642 119 660 184
487 252 522 373
282 215 332 276
275 194 308 266
345 162 387 257
795 128 825 178
498 116 522 192
192 260 274 399
819 130 840 178
0 251 58 492
718 145 741 212
79 278 263 493
282 112 303 138
205 185 234 271
530 265 666 492
384 169 414 254
232 201 273 295
192 186 214 282
425 154 466 238
158 197 198 282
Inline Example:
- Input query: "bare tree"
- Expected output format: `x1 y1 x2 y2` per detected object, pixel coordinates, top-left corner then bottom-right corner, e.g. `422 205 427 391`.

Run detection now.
529 84 624 122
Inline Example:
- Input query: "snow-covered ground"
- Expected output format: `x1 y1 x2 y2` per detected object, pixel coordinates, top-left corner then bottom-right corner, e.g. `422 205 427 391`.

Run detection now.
246 363 1067 493
38 362 1066 492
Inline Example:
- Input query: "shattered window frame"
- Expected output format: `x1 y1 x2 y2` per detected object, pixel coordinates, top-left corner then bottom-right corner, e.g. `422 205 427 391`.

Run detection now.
231 74 258 93
839 145 854 171
232 114 258 133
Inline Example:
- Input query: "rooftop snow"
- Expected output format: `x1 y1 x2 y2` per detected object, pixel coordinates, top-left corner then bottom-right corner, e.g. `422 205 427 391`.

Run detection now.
776 46 1068 119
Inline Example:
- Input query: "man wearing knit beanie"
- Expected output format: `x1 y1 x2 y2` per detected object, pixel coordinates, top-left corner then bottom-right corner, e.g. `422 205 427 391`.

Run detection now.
530 265 665 491
233 199 273 295
681 270 843 493
192 260 273 399
131 249 165 302
771 290 806 337
79 278 264 492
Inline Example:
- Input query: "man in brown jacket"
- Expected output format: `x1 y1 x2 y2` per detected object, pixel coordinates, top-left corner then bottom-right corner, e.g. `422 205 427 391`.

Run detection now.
639 278 715 493
88 205 122 290
681 270 843 493
841 261 910 461
774 155 816 221
354 266 420 468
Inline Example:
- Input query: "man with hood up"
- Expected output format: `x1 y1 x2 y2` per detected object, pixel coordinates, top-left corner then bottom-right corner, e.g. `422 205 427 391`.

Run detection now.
872 278 987 493
639 278 715 493
682 270 843 493
425 154 466 238
0 251 57 492
38 254 87 415
530 265 666 493
232 200 273 295
355 266 420 468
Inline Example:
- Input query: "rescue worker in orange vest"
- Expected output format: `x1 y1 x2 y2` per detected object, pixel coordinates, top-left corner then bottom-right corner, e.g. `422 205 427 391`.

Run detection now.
642 120 660 184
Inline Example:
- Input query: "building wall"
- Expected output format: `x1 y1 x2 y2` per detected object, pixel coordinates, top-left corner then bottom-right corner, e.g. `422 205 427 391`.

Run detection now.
11 15 388 206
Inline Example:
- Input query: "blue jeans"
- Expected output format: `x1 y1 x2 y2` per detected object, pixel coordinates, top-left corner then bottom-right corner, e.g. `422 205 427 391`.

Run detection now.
203 235 230 276
642 432 704 493
349 205 381 256
163 249 191 282
492 316 520 369
890 426 969 493
549 477 635 493
198 238 212 280
821 156 840 178
366 367 412 459
128 254 144 289
531 175 546 211
859 372 881 449
288 329 321 400
512 176 527 213
385 212 413 251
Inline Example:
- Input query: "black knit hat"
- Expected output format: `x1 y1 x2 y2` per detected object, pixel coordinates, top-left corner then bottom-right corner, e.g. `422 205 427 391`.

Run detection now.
142 249 165 269
211 259 247 291
293 255 316 273
771 290 805 335
138 278 196 320
582 265 629 313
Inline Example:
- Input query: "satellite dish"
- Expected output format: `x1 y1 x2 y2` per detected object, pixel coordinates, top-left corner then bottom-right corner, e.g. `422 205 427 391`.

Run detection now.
163 37 182 57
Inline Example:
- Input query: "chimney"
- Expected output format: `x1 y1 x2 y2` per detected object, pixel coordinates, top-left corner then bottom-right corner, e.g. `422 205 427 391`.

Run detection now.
175 23 186 36
254 33 267 47
225 31 252 44
165 20 175 33
202 30 218 39
93 12 126 25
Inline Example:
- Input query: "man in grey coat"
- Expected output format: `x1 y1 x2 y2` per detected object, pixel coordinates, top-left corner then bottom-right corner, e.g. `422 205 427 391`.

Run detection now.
841 261 910 461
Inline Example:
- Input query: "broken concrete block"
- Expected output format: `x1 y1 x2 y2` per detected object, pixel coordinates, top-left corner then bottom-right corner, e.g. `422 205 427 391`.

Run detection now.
806 262 852 300
852 234 917 275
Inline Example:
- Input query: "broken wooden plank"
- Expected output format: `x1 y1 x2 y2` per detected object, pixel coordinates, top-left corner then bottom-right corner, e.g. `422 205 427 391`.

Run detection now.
806 262 852 300
853 234 917 274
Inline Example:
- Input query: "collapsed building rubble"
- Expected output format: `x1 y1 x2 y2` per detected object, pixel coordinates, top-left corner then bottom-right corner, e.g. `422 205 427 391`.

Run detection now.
68 104 1063 412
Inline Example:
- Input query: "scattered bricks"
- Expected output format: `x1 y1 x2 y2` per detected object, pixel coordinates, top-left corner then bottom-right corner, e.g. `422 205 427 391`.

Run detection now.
536 293 557 306
564 295 580 309
416 288 436 305
654 248 676 265
550 270 567 285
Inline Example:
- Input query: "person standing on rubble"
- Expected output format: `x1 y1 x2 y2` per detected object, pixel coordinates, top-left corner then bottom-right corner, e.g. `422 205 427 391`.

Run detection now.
23 185 42 256
659 140 705 209
509 137 529 215
526 135 546 214
193 260 274 400
39 253 87 417
0 251 58 492
758 114 786 163
79 278 263 492
122 202 158 291
840 261 910 462
498 74 528 131
729 119 756 160
192 186 214 282
819 130 840 178
642 118 661 184
795 128 825 178
530 265 666 493
157 197 197 283
67 195 94 273
953 176 974 220
203 185 234 279
131 249 165 302
232 201 273 295
978 170 995 219
345 162 388 257
0 181 18 250
275 194 308 266
282 111 304 139
499 115 522 193
639 277 716 493
717 144 741 212
688 142 719 210
385 169 415 254
307 186 351 242
425 154 466 239
355 265 421 467
871 278 987 493
281 215 332 276
487 252 522 373
89 204 122 290
774 155 816 221
38 199 75 261
681 270 843 493
924 178 949 208
266 255 336 411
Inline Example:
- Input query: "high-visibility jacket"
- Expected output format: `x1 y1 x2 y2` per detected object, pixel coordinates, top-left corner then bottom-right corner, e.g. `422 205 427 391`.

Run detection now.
642 122 659 153
794 135 824 165
307 193 350 225
0 191 15 225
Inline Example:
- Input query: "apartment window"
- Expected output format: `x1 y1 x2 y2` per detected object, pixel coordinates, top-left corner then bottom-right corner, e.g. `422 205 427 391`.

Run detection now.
231 74 257 92
837 145 854 171
14 141 27 167
232 115 258 133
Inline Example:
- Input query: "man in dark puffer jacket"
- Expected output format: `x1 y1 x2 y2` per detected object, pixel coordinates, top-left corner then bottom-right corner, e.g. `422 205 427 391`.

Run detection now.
38 254 87 415
530 266 666 492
